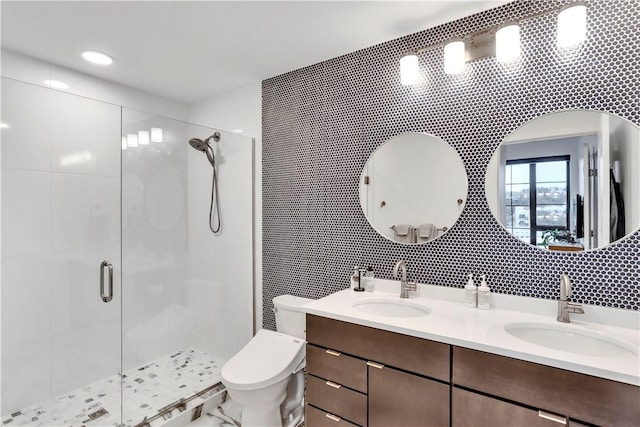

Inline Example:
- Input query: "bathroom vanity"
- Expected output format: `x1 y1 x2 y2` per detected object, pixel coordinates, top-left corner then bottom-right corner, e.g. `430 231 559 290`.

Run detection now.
302 284 640 427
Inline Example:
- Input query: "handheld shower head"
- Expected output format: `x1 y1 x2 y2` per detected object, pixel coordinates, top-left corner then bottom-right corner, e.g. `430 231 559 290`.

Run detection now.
187 132 223 234
188 132 221 152
189 138 209 152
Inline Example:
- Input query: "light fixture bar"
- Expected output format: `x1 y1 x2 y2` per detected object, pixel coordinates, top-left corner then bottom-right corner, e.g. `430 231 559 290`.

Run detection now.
398 3 586 82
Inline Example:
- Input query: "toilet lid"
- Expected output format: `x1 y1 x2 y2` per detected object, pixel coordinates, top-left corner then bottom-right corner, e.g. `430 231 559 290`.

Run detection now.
221 329 305 391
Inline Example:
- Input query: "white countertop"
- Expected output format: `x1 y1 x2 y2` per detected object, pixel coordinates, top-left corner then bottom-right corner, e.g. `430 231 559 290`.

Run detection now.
302 279 640 386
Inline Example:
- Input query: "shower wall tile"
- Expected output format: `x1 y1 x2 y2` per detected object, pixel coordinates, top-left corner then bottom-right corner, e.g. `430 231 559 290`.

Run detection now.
262 0 640 329
0 338 51 413
51 174 94 252
1 168 51 257
0 78 51 172
51 326 99 397
1 254 52 347
51 91 121 176
50 253 98 335
98 319 122 378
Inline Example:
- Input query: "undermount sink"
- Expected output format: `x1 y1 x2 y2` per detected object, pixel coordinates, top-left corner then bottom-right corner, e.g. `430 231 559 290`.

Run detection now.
504 322 637 358
352 298 430 318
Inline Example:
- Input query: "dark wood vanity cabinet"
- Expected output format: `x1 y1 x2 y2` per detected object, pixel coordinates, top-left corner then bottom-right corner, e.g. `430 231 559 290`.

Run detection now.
452 347 640 427
368 364 449 427
305 314 450 426
305 314 639 427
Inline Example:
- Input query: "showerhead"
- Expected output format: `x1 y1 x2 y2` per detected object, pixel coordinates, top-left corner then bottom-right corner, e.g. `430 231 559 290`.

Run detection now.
189 138 209 152
188 132 221 167
189 132 220 151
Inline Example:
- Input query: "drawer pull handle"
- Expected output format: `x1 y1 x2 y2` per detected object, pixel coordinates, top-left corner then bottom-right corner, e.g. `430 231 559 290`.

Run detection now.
538 410 567 425
367 361 385 369
325 349 341 357
325 381 342 389
325 413 341 422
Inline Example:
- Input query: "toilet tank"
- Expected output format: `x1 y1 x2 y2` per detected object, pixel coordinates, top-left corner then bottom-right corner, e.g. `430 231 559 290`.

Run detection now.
273 295 313 339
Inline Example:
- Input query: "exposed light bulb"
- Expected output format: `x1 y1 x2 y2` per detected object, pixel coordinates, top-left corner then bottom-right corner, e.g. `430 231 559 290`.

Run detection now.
444 41 466 75
138 130 150 145
400 52 420 85
127 133 138 148
557 4 587 49
151 128 163 143
496 25 521 63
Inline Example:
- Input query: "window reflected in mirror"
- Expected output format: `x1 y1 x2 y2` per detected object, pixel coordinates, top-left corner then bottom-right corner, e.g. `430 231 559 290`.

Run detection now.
487 110 640 252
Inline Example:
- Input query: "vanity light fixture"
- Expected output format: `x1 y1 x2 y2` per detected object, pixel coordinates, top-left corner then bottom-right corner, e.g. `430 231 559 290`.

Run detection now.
44 79 69 89
398 3 587 85
138 130 150 145
400 52 420 85
495 24 521 63
82 50 113 66
557 4 587 48
151 127 163 143
127 133 138 148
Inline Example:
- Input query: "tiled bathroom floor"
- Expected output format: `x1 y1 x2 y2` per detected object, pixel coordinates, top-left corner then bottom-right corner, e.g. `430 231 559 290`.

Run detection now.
2 348 226 427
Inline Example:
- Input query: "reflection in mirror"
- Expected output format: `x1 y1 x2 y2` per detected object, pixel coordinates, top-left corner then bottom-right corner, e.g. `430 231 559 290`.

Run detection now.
359 132 468 245
487 110 640 251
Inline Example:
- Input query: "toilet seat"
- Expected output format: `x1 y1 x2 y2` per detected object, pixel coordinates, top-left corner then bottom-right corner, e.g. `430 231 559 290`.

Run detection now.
221 329 305 391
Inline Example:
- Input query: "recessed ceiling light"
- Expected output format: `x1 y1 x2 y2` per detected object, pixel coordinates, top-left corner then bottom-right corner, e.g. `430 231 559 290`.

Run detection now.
82 50 113 65
44 80 69 89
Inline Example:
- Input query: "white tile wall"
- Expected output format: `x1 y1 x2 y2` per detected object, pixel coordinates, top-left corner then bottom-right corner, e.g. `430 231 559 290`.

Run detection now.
188 82 262 334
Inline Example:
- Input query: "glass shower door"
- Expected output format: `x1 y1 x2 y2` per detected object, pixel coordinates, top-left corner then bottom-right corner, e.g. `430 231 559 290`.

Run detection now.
1 78 122 425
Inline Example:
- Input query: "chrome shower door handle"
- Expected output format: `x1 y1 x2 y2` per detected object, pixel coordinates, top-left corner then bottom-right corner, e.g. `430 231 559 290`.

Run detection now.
100 260 113 303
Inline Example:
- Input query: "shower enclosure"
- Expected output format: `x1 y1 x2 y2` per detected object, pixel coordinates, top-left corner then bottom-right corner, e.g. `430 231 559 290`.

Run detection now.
1 77 254 426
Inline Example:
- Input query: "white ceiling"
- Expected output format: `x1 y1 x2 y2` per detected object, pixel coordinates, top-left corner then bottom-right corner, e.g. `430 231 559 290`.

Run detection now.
1 1 508 104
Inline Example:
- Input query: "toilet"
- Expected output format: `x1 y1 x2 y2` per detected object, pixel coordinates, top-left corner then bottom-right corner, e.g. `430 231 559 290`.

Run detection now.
221 294 312 427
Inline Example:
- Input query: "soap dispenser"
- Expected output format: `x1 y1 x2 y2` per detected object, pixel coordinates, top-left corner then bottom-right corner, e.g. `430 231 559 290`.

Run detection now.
478 274 491 310
464 273 477 308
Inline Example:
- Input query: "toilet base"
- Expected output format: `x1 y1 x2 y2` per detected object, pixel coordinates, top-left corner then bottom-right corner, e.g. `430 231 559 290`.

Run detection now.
241 404 283 427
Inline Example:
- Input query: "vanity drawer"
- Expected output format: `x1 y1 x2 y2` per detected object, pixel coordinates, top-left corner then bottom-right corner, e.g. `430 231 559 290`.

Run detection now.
453 347 640 427
306 374 367 427
452 387 567 427
306 314 450 381
306 344 367 393
306 404 361 427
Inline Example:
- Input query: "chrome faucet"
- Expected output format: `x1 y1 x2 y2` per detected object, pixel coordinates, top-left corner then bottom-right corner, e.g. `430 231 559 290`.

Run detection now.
557 274 584 323
393 260 416 298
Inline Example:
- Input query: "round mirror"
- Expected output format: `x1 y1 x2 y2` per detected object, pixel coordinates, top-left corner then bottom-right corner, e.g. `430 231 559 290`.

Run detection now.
359 132 468 245
486 110 640 251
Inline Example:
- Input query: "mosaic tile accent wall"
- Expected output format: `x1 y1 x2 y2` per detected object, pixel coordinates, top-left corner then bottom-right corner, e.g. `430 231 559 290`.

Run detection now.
262 0 640 329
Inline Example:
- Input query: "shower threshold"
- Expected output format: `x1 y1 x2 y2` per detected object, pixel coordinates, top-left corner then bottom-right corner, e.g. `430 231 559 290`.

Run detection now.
2 348 227 427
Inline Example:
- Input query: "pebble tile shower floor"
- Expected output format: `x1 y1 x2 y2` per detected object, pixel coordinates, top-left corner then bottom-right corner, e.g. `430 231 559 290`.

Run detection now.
2 348 225 427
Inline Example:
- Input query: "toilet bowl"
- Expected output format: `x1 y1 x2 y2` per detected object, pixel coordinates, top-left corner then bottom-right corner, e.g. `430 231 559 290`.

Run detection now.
221 295 312 427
